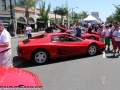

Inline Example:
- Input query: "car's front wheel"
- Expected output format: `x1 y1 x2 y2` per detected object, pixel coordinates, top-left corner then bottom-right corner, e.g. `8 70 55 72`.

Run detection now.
88 44 97 56
32 49 49 64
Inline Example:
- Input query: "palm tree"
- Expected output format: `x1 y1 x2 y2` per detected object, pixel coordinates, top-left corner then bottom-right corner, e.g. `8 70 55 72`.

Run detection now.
56 4 68 24
14 0 42 24
80 11 89 20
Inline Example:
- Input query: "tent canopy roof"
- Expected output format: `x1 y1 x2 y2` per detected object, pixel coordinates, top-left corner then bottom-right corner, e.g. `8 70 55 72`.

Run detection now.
83 15 98 21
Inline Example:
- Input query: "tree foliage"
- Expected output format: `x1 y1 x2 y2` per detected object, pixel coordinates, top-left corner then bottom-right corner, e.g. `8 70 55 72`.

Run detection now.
15 0 41 24
79 11 89 19
55 4 68 23
39 0 51 26
106 4 120 22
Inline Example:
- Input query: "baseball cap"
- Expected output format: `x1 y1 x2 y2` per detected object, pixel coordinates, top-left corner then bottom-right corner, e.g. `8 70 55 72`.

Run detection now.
0 20 4 26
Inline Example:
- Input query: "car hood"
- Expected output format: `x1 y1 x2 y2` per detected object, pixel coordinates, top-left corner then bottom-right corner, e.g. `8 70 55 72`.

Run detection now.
53 23 68 32
0 66 42 86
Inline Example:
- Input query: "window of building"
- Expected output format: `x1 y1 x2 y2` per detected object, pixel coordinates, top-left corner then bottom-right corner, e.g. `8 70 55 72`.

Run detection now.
2 0 6 10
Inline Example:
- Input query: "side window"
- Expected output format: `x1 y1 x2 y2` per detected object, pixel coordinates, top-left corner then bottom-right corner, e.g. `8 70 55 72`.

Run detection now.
51 35 60 42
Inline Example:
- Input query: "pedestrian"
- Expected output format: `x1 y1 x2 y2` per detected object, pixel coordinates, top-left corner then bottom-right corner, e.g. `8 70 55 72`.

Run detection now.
111 21 118 51
97 25 105 42
26 24 32 39
76 23 82 37
112 25 120 57
69 23 74 30
87 22 92 33
0 20 11 66
104 25 111 52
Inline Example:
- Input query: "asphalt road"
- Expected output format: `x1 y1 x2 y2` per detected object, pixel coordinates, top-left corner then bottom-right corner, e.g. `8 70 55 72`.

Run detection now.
11 35 120 90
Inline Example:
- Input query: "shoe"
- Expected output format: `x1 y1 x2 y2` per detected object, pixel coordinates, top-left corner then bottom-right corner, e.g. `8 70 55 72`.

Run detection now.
107 48 110 52
112 54 116 57
116 55 119 58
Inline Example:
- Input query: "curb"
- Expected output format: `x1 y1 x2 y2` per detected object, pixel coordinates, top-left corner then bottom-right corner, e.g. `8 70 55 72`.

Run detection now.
11 31 45 39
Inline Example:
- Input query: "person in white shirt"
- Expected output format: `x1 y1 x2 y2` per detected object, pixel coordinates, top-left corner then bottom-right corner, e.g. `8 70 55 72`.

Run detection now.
112 25 120 57
0 20 11 66
104 25 111 51
26 24 32 39
87 22 92 33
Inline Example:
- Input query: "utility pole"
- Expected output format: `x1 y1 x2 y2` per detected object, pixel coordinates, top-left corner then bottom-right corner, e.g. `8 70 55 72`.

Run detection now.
10 0 15 36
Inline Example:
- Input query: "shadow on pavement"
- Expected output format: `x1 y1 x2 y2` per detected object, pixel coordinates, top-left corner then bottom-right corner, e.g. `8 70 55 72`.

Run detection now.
107 55 119 58
13 53 102 68
12 56 23 62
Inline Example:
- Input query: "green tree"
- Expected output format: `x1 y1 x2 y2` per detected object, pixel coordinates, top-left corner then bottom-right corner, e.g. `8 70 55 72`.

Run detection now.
106 14 114 22
56 4 68 24
14 0 41 24
79 11 89 20
113 4 120 22
39 1 51 27
74 13 80 22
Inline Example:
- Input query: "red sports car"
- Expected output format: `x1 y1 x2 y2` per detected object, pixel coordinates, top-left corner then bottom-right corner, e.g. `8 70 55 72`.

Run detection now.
17 33 105 65
0 65 43 89
54 23 100 40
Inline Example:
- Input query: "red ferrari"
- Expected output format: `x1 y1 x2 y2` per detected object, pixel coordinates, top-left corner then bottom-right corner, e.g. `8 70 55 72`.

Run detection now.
54 23 100 40
17 32 105 65
0 65 43 89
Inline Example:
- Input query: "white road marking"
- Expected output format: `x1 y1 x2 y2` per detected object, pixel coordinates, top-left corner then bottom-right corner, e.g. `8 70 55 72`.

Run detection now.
103 51 106 58
102 77 105 84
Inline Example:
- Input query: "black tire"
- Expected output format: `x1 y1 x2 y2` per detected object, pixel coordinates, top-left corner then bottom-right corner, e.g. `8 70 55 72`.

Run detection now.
31 49 49 64
89 36 96 40
87 44 97 56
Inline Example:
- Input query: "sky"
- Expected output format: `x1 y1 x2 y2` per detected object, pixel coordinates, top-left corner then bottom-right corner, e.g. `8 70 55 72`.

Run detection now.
42 0 120 22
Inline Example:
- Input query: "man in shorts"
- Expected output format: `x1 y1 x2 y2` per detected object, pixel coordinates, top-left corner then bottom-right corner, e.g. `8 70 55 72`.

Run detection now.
112 25 120 57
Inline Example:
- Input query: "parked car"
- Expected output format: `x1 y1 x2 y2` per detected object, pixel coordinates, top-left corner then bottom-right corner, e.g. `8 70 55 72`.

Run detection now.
54 23 100 40
17 32 105 65
0 65 43 89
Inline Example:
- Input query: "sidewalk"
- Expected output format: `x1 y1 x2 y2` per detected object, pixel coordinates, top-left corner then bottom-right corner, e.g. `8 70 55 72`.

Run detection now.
11 31 45 39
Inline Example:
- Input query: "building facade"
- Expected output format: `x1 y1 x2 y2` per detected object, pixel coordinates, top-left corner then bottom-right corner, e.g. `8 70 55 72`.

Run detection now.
0 0 16 33
0 0 63 34
91 12 101 22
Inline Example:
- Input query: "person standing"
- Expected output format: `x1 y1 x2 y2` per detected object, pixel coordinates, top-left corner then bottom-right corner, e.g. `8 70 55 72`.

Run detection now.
104 25 111 52
0 20 11 66
76 23 82 37
26 24 32 39
111 21 118 51
97 26 105 42
112 25 120 57
87 22 92 33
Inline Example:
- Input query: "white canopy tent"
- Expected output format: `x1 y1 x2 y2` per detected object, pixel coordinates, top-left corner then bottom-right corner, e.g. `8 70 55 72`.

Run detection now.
82 15 99 24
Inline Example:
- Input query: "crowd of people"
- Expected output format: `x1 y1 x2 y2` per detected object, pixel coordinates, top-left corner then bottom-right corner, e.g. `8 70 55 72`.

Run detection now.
66 21 120 57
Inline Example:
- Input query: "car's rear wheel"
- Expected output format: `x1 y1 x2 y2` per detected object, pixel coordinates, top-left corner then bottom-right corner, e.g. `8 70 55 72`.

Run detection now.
89 36 96 40
32 49 49 64
88 44 97 56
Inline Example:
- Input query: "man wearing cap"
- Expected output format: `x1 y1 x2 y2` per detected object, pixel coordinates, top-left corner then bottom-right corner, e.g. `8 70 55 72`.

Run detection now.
0 20 11 66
